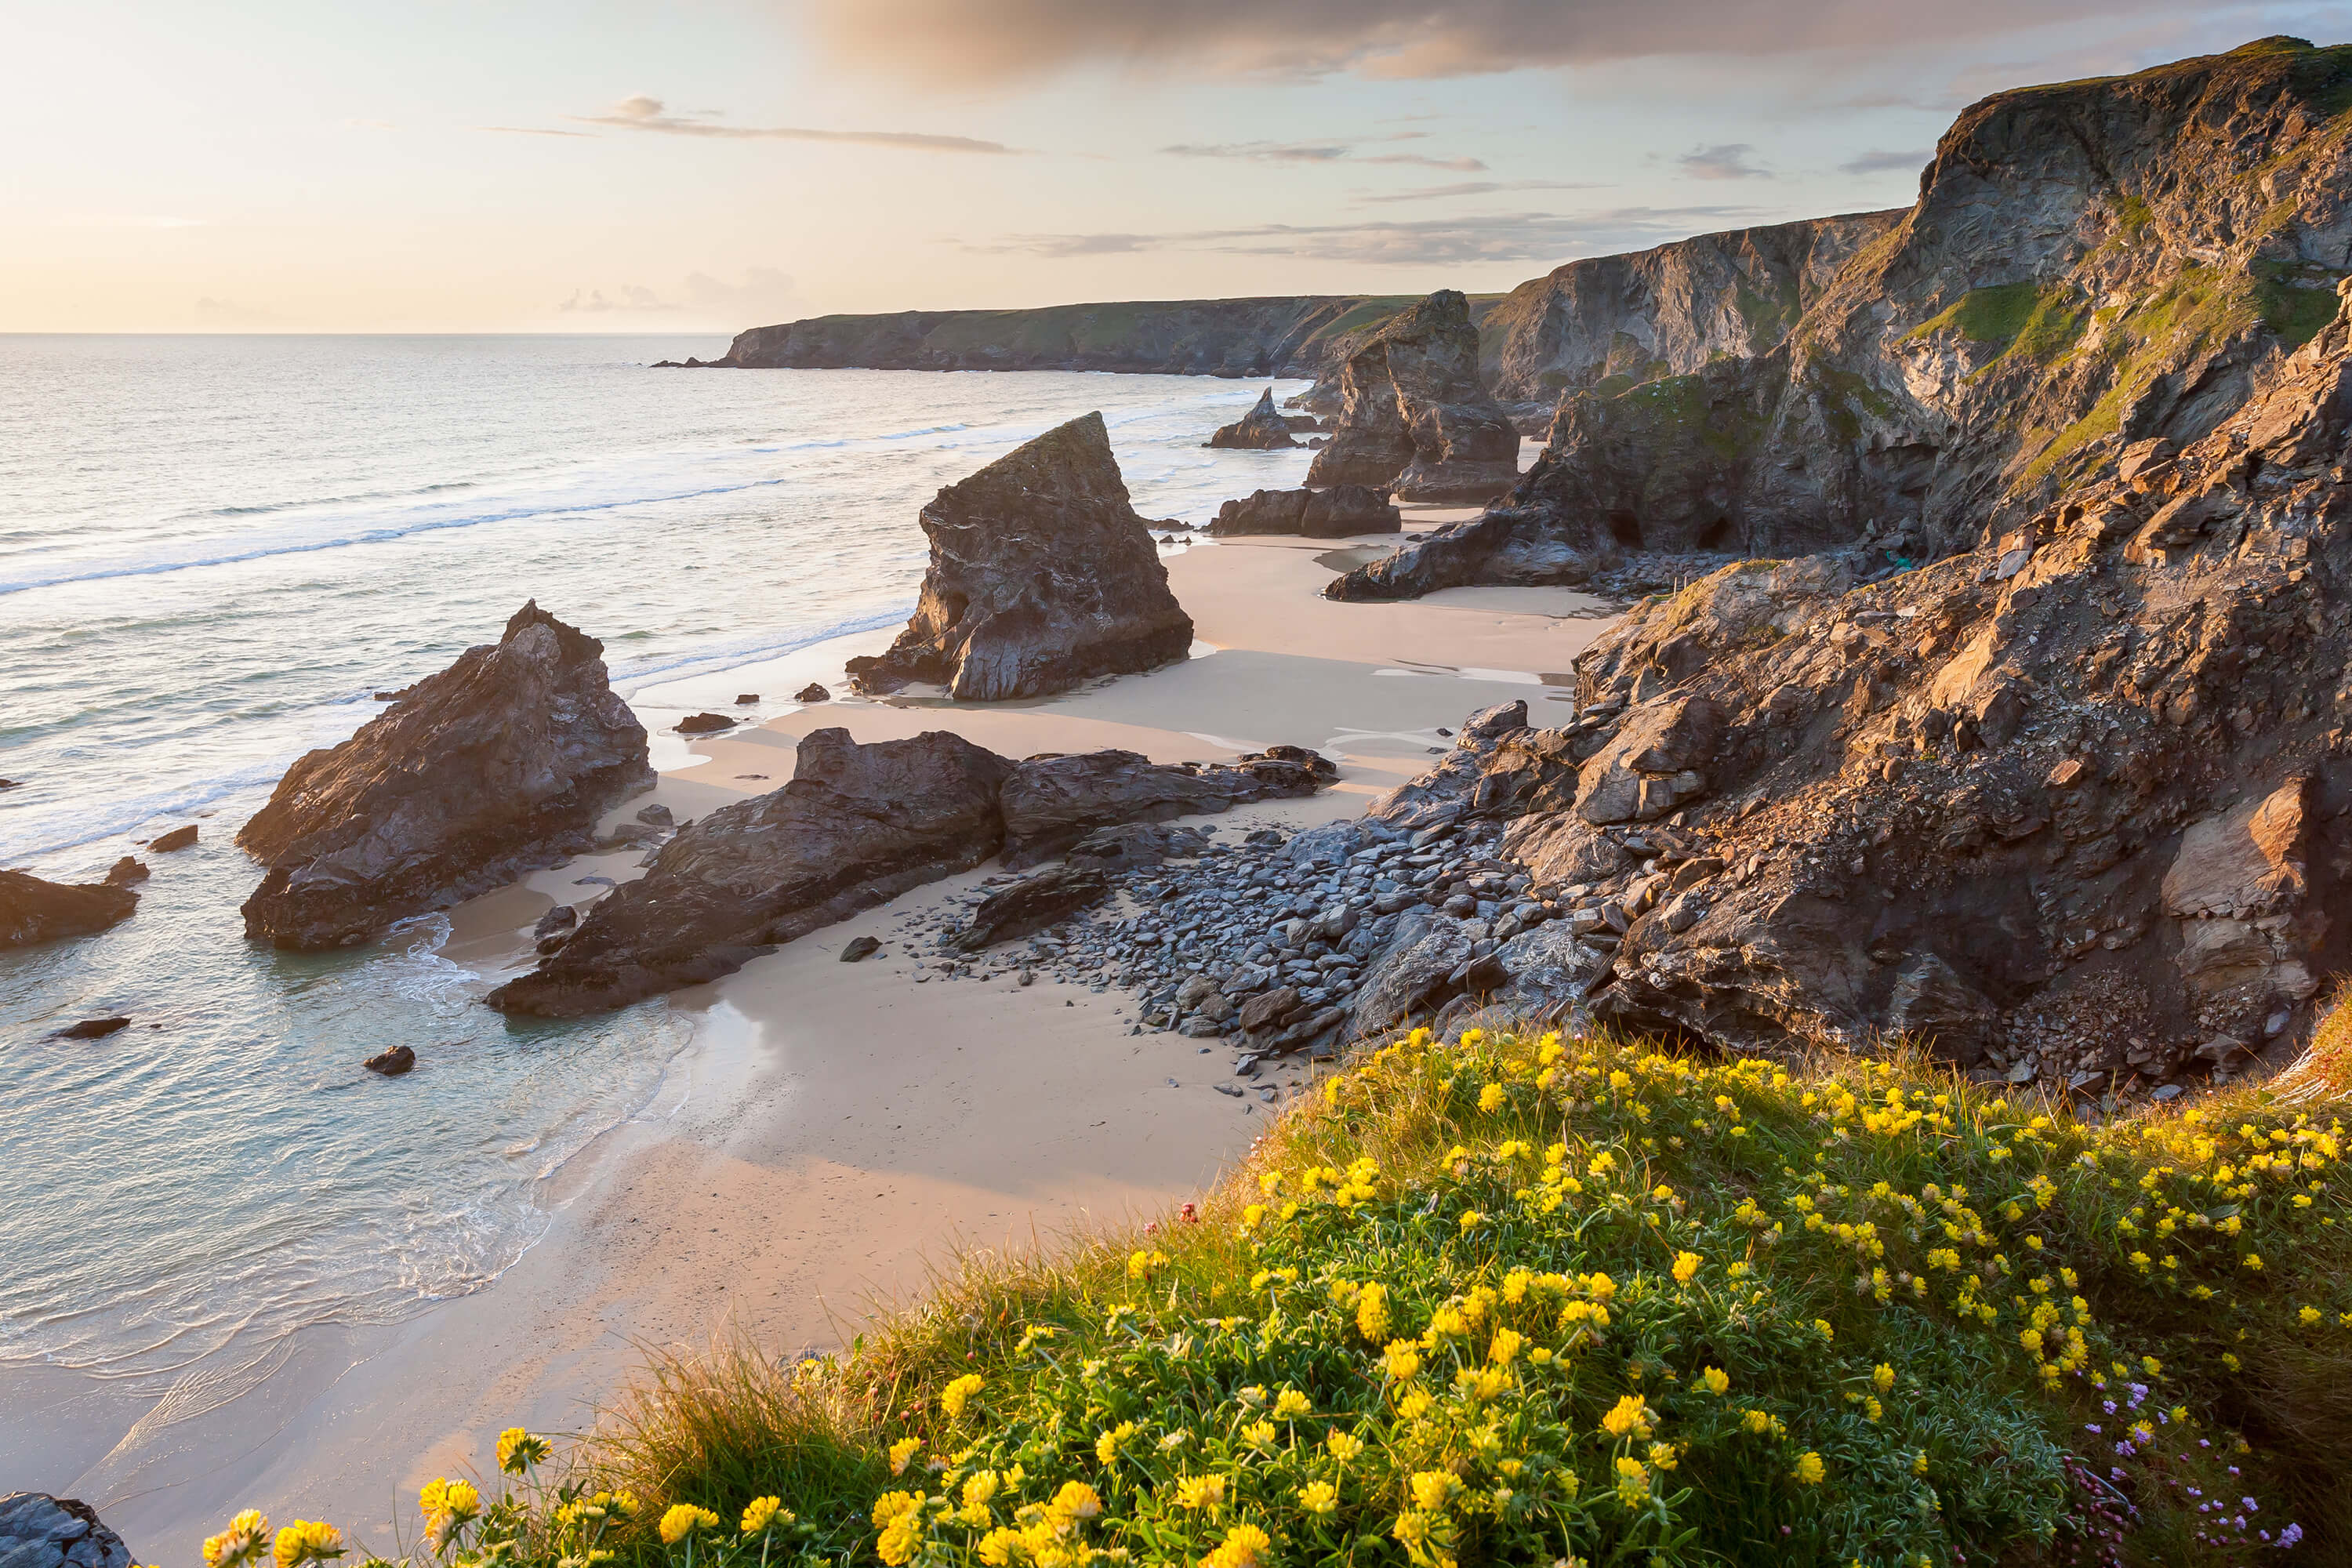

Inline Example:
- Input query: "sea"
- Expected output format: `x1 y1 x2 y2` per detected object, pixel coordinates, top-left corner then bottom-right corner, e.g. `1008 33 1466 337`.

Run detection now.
0 333 1315 1394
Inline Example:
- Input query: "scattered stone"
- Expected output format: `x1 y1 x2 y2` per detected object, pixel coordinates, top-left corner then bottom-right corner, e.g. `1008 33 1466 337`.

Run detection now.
840 935 881 962
635 804 674 826
796 683 830 703
50 1016 132 1040
363 1044 416 1075
148 825 198 852
0 1493 134 1568
103 858 149 887
676 713 736 733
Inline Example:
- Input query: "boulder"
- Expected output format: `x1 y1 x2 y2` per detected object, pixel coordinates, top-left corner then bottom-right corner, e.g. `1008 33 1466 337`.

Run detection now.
1352 909 1479 1032
488 727 1013 1017
676 713 736 733
1305 290 1519 502
952 865 1112 950
840 935 881 962
796 683 831 703
50 1017 132 1040
1205 387 1299 449
1065 822 1210 869
238 601 654 950
364 1044 416 1075
0 1494 133 1568
1000 747 1330 869
148 825 198 852
736 692 761 704
1206 485 1399 538
846 412 1195 701
1 870 138 949
103 858 149 887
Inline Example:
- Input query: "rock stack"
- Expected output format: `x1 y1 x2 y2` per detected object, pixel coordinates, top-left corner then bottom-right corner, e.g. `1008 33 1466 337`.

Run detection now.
238 601 654 949
847 412 1195 701
1207 486 1399 538
1205 387 1298 449
1305 290 1519 503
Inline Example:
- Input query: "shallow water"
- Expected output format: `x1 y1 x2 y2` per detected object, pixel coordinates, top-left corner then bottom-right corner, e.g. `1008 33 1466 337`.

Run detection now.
0 333 1312 1386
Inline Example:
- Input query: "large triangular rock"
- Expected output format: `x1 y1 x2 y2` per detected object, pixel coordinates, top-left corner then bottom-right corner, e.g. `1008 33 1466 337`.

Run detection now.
1206 387 1298 449
847 412 1195 701
1305 290 1519 502
238 601 653 949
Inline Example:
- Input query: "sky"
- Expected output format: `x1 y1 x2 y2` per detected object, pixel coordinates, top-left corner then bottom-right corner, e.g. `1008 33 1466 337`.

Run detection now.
5 0 2350 334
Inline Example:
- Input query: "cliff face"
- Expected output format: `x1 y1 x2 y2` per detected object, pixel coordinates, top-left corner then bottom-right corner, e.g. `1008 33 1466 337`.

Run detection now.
712 296 1460 379
1334 38 2352 599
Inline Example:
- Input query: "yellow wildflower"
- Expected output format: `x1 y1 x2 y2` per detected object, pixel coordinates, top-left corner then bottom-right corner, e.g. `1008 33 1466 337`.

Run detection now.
1356 1283 1391 1342
2301 1305 2323 1326
1458 1210 1486 1232
740 1498 785 1535
1243 1419 1278 1446
1671 1251 1701 1285
659 1506 720 1545
1095 1421 1135 1464
1792 1452 1827 1485
270 1522 343 1568
1384 1340 1424 1381
1600 1394 1655 1439
1298 1480 1339 1515
1203 1523 1272 1568
889 1436 923 1475
204 1512 270 1568
942 1373 985 1419
976 1529 1022 1566
1813 1319 1835 1341
1699 1366 1730 1396
1174 1475 1226 1511
1327 1431 1365 1463
1872 1363 1896 1394
1613 1456 1650 1506
1410 1471 1460 1511
1479 1083 1508 1113
1274 1388 1312 1417
1050 1482 1102 1521
1488 1327 1523 1365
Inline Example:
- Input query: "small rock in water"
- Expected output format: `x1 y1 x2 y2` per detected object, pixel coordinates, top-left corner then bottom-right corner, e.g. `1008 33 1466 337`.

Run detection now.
0 779 17 789
796 683 831 703
675 713 736 734
103 857 150 887
148 825 198 852
735 692 760 705
840 935 881 962
364 1044 417 1076
52 1016 132 1040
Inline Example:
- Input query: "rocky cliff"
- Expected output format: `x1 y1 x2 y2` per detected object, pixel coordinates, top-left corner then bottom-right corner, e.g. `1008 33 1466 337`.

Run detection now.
1334 38 2352 600
239 602 653 949
702 296 1465 379
846 412 1194 702
1305 290 1522 502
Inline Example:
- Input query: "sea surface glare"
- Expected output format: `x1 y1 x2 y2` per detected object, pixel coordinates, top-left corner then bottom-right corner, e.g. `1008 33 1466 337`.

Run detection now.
0 332 1313 1388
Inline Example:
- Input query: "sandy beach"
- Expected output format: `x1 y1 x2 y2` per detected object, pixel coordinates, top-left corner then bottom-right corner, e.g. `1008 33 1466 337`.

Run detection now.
3 522 1615 1561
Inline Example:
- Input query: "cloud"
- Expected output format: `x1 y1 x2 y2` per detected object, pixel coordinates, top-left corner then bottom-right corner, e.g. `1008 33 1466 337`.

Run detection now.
1354 180 1605 204
800 0 2216 83
477 125 597 137
964 205 1768 267
1161 139 1487 171
557 267 803 322
1677 143 1769 180
560 95 1018 154
1839 147 1933 175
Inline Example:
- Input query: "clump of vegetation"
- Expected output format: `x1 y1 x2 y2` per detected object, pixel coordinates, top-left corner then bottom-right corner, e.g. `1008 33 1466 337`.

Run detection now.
204 1022 2352 1566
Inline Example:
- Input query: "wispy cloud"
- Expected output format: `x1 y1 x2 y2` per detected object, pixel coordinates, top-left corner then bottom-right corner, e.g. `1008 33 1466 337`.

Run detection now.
558 94 1020 154
1355 179 1602 204
803 0 2218 83
965 205 1766 267
1839 147 1932 175
1678 143 1769 180
477 125 597 138
1162 139 1486 171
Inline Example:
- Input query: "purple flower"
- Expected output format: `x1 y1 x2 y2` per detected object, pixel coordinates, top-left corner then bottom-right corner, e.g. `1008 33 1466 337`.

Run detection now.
2244 1498 2259 1512
2101 1400 2117 1414
2281 1522 2304 1548
2085 1424 2103 1434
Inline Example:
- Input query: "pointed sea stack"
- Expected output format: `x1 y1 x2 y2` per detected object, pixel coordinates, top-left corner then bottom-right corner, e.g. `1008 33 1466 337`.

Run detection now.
238 601 654 949
846 412 1194 701
1206 387 1298 449
1305 289 1519 502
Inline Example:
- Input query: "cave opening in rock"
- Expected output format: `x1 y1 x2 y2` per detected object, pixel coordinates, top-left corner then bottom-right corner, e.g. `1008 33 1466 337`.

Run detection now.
1697 517 1736 550
1606 511 1645 549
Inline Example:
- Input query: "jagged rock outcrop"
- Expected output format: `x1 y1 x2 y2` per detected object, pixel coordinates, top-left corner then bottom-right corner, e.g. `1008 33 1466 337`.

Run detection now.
1 871 138 949
1207 485 1399 538
239 602 652 949
953 865 1112 950
1305 291 1521 502
701 296 1443 378
0 1494 133 1568
1207 388 1298 449
488 729 1334 1015
846 413 1194 701
1001 746 1335 868
1388 280 2352 1088
1333 39 2352 600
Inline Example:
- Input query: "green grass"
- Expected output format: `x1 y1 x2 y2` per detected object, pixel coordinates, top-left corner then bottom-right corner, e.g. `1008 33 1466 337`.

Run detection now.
210 1018 2352 1568
1905 283 2044 348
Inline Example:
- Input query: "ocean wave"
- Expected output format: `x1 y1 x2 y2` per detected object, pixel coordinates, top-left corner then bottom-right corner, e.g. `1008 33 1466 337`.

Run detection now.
610 605 913 693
